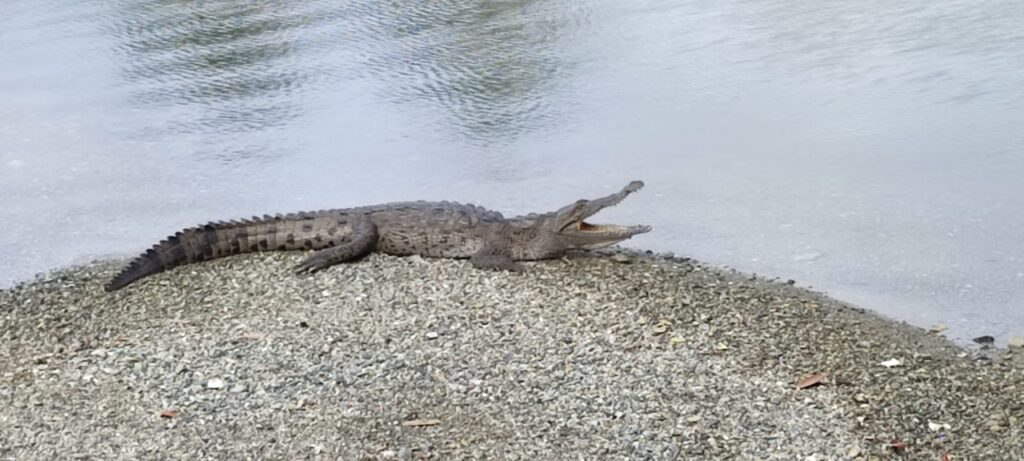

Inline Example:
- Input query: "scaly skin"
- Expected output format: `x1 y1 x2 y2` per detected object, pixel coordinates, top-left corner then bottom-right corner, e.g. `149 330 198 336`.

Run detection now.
105 181 651 291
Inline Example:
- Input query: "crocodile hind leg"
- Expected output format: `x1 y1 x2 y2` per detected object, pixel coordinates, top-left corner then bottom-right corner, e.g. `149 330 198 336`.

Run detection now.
294 216 378 273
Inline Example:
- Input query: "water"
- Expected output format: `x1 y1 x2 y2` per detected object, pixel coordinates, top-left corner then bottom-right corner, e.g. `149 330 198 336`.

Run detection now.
2 0 1022 344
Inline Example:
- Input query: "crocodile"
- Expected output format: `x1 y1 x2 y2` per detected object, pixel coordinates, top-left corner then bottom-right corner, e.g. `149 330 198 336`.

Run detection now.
105 180 651 291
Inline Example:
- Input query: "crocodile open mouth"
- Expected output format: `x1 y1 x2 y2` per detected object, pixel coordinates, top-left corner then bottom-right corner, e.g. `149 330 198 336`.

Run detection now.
572 220 650 236
553 180 650 239
562 220 607 232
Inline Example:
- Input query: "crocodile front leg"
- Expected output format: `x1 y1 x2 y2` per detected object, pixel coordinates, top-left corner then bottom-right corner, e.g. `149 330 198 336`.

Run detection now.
470 241 524 272
294 215 378 273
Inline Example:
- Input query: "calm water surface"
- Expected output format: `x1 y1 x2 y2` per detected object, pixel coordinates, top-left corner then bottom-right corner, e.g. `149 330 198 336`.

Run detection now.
2 0 1022 344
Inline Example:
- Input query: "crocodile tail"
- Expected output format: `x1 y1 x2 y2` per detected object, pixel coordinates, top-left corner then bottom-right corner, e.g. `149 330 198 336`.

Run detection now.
104 236 181 292
105 220 245 291
104 212 334 291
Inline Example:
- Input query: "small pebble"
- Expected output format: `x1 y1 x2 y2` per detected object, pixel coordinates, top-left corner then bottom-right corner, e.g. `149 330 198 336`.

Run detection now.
610 253 632 264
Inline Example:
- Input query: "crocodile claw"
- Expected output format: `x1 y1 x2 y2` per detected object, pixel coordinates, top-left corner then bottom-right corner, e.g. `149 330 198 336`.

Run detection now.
294 256 331 274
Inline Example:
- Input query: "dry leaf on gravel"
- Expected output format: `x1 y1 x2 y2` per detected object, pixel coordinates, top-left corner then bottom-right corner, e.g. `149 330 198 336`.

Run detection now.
796 372 827 390
401 418 441 427
159 409 178 419
239 332 267 341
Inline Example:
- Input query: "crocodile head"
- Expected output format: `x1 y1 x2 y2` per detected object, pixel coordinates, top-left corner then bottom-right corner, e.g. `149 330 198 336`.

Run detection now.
548 180 652 250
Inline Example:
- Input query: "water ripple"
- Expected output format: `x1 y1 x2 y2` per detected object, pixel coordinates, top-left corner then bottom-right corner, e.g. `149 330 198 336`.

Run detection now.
84 0 591 152
101 0 349 145
352 0 588 143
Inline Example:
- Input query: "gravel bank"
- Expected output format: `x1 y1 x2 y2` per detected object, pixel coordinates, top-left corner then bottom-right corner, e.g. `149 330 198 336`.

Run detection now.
2 251 1022 460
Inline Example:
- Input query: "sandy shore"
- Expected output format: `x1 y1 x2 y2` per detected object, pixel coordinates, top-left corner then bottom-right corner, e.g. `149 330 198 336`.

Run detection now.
1 251 1022 460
